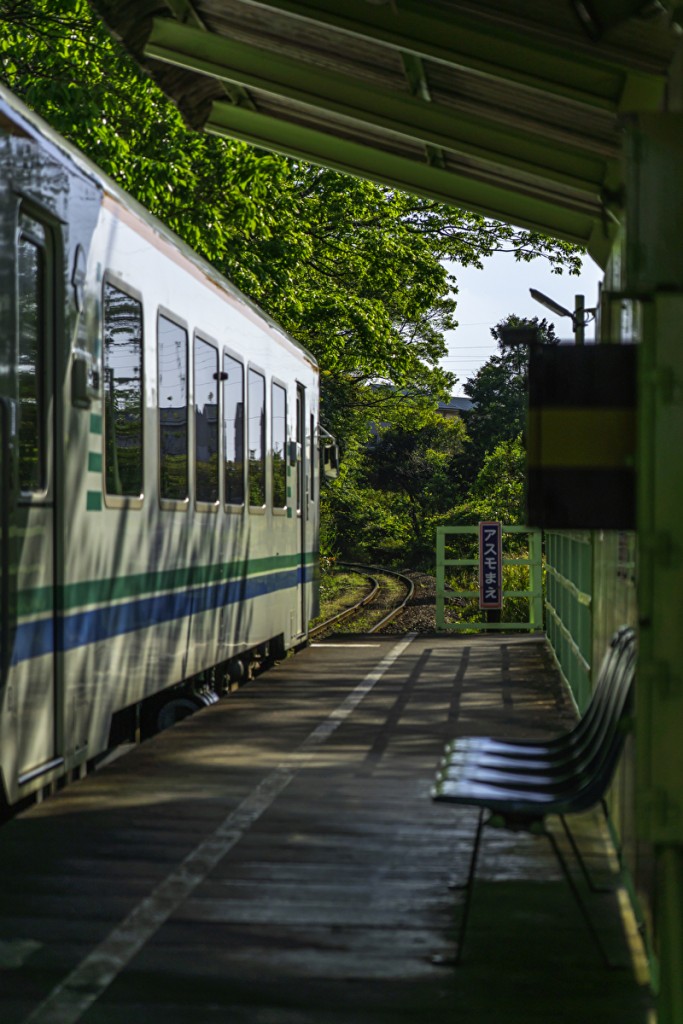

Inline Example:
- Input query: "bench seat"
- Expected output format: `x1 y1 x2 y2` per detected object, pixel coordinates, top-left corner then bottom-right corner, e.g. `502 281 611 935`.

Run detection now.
435 631 635 798
431 627 636 964
440 625 634 763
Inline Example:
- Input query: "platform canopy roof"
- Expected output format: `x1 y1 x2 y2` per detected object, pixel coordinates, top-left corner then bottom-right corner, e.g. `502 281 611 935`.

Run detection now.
89 1 679 266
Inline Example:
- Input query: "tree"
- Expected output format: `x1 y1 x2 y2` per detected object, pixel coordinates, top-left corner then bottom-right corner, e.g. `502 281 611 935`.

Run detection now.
453 435 526 526
359 410 467 564
446 434 530 623
0 2 583 426
0 1 588 562
462 315 557 477
0 0 287 263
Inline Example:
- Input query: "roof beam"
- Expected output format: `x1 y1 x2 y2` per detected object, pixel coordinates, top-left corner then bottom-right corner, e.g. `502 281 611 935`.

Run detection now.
160 0 256 110
145 18 612 197
230 0 657 110
204 98 614 265
399 51 446 171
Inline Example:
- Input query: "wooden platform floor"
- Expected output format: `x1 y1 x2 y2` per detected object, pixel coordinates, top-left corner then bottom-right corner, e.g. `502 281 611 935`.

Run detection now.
0 634 653 1023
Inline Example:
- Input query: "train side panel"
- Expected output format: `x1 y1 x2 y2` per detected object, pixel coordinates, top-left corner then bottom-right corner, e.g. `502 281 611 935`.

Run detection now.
0 90 320 808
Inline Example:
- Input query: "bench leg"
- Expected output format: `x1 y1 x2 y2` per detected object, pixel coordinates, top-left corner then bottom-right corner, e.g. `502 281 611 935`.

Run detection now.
559 814 618 894
545 826 617 968
453 807 485 964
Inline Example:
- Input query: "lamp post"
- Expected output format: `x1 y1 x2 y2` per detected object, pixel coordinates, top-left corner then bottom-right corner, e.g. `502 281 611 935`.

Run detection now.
529 288 595 344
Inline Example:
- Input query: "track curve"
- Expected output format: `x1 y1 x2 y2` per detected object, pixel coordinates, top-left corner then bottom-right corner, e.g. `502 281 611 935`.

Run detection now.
310 563 415 637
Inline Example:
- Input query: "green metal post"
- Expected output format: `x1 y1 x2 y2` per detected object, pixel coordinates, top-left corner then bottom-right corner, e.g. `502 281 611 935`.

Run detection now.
529 527 544 629
625 112 683 1022
659 846 683 1024
435 527 446 630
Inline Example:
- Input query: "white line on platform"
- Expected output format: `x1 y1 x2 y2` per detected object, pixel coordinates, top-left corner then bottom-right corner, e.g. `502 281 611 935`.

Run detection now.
310 642 381 647
22 633 418 1024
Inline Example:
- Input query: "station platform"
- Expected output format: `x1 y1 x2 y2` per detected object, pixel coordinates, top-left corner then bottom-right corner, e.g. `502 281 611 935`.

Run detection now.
0 634 652 1024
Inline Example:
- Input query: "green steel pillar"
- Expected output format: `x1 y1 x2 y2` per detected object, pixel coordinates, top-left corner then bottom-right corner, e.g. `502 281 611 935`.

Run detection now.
626 112 683 1021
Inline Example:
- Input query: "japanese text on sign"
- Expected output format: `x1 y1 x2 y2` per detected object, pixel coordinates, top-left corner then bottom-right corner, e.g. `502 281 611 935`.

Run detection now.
479 521 502 610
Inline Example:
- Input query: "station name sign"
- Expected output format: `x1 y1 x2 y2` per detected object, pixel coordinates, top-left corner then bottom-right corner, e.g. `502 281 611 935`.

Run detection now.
479 521 502 610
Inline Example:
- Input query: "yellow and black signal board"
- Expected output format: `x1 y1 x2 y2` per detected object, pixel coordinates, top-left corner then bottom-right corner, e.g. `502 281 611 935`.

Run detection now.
527 345 636 530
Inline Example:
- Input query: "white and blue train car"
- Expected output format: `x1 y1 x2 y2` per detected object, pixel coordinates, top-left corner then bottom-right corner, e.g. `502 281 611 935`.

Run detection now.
0 85 322 809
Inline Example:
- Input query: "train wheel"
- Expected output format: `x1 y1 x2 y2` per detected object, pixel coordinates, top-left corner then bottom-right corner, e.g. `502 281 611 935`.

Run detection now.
154 694 207 732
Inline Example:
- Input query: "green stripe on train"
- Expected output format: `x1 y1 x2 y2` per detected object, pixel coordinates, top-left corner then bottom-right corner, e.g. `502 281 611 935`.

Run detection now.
16 551 319 617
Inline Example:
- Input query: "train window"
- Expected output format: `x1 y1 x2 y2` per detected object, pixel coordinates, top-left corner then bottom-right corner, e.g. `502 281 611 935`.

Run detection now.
17 219 47 493
248 368 266 507
310 412 315 505
272 382 287 510
103 282 143 497
194 337 219 504
158 315 188 502
223 353 244 506
295 386 304 516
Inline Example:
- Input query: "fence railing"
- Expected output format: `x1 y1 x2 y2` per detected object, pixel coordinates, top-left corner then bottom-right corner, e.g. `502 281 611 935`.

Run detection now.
435 525 543 632
543 530 593 710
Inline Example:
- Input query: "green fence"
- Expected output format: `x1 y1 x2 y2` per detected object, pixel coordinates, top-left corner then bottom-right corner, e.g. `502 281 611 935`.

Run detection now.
436 525 543 632
544 530 593 710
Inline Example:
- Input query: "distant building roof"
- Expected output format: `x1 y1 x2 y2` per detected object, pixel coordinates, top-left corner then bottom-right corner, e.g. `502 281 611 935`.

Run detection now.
438 396 473 416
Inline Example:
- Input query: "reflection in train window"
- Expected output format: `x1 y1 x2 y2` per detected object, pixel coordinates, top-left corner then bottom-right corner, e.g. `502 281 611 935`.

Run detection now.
272 383 287 509
248 369 266 507
158 315 188 502
17 220 47 493
103 282 143 496
223 353 244 505
194 337 219 504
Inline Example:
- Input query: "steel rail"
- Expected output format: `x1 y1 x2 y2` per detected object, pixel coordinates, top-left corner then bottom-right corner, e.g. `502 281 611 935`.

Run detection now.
308 568 380 638
310 562 415 637
340 563 415 633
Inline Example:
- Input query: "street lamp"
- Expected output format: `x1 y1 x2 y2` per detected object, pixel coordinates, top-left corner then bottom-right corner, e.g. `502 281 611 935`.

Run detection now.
529 288 596 345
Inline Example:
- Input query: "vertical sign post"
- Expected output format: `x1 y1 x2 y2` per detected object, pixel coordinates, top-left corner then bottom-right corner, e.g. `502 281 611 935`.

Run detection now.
479 521 503 611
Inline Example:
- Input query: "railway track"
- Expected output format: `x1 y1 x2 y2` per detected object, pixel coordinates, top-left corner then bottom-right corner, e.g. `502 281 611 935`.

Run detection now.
309 563 415 638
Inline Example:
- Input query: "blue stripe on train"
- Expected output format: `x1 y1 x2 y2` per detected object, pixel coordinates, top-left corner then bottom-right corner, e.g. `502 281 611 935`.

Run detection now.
11 565 312 665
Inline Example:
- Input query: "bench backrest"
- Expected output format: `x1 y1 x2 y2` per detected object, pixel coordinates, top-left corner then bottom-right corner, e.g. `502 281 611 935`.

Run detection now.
557 625 635 751
562 627 636 764
556 630 636 814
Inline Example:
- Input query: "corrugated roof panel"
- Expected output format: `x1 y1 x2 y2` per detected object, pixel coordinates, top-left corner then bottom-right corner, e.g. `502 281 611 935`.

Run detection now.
196 0 411 89
438 0 675 72
425 62 621 156
87 0 678 264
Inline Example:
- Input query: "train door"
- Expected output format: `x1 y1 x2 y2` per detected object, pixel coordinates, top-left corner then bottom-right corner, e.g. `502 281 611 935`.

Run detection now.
0 395 12 691
295 384 307 636
13 211 61 784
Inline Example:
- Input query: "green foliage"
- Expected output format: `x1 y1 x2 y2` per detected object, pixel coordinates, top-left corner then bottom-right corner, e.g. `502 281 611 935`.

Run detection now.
363 411 467 562
0 1 587 570
320 404 469 567
159 452 188 502
0 3 582 419
196 455 219 504
445 561 533 627
324 469 412 564
453 435 526 526
0 0 285 261
463 315 557 477
272 452 287 509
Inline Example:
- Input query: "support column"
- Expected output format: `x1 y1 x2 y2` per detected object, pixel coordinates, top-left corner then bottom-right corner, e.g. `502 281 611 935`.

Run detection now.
626 112 683 1023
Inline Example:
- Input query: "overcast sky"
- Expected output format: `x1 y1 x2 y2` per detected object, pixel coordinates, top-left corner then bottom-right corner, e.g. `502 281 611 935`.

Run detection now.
441 252 604 395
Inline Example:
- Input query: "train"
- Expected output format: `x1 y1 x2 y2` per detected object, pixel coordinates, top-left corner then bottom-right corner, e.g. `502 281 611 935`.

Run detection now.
0 84 335 811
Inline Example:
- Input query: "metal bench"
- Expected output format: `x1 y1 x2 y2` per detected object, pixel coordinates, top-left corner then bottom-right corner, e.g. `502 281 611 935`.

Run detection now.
431 627 636 965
